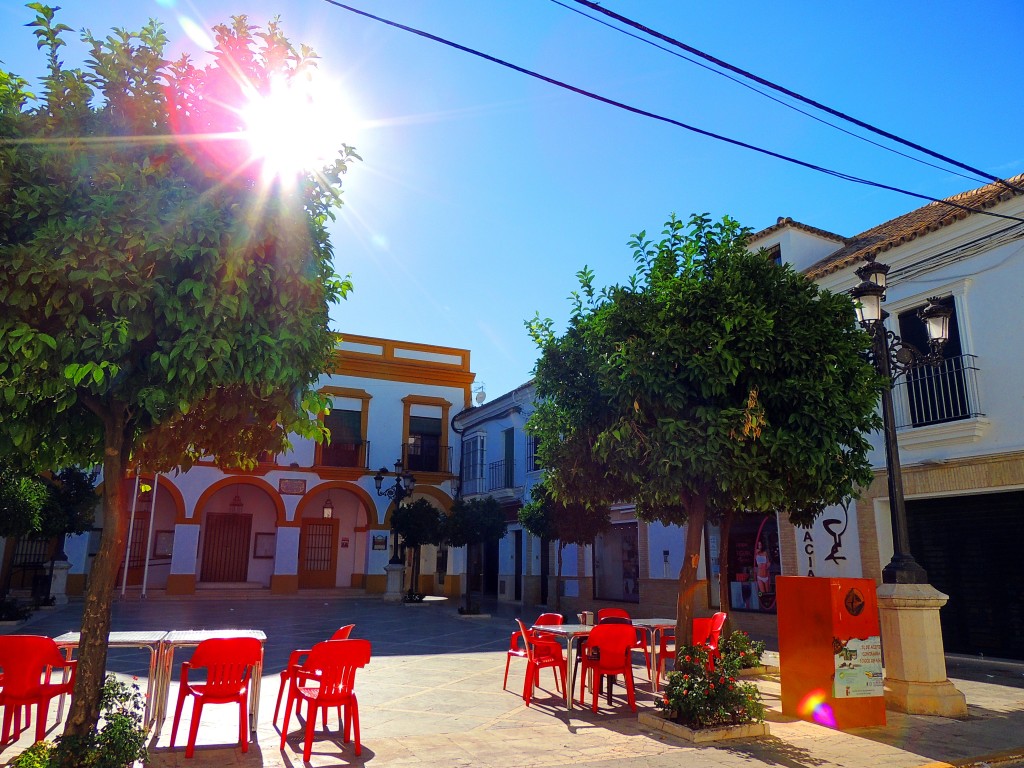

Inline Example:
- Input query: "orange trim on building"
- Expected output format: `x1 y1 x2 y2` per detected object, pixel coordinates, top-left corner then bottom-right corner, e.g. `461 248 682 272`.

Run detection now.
187 476 287 527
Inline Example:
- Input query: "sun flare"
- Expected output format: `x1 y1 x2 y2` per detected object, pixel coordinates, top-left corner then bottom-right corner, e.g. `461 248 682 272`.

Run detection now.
241 73 358 185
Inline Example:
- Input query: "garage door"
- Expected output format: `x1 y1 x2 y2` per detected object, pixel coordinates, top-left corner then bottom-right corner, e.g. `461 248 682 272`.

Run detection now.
907 490 1024 660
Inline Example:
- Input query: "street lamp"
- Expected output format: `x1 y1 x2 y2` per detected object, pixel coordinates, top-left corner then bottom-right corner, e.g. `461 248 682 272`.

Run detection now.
851 260 952 584
374 460 416 565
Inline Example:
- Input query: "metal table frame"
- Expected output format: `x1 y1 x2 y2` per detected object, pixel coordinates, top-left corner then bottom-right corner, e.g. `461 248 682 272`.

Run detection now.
54 630 168 727
155 629 267 736
632 618 676 692
530 623 592 711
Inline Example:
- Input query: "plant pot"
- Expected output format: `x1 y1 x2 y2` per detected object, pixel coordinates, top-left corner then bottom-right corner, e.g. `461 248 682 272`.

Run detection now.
639 711 770 744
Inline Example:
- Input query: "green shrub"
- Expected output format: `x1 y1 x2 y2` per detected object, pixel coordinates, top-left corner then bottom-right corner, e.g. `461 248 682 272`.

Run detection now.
0 597 31 622
13 675 148 767
659 643 765 729
719 630 767 669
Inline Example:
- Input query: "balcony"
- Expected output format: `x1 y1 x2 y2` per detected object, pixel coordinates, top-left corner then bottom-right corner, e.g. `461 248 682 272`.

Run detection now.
893 354 989 450
487 459 516 491
401 442 453 475
319 440 370 470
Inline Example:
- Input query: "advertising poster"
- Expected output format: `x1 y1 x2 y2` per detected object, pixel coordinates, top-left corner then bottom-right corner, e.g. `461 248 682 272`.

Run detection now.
833 636 884 698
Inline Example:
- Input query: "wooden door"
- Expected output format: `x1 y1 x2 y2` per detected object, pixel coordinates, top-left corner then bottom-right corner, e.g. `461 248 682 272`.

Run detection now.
200 513 251 582
299 519 339 588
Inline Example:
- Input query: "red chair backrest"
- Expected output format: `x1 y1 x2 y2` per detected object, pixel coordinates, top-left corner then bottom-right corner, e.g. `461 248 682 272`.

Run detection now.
535 613 563 626
330 625 355 640
596 608 631 622
188 637 262 695
302 639 371 698
0 636 64 695
583 624 636 672
707 612 727 652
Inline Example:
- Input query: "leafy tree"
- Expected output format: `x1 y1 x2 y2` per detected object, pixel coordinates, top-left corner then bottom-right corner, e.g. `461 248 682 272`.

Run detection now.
527 213 884 646
0 6 355 739
391 498 446 600
446 495 507 613
519 476 608 610
0 462 97 540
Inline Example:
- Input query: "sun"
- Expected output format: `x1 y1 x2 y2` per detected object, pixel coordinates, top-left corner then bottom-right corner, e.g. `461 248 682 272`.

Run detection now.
240 73 357 185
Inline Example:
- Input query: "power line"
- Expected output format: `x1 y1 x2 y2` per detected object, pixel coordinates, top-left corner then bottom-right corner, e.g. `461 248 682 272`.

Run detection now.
550 0 987 187
567 0 1024 197
318 0 1024 225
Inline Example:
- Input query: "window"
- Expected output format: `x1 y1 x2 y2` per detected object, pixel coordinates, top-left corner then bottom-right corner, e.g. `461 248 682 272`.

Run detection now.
407 415 442 472
897 297 971 427
461 434 485 494
322 408 363 467
526 433 542 473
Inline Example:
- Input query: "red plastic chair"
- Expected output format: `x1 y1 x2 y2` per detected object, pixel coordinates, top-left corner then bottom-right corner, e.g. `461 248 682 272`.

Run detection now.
170 637 263 758
0 635 75 745
596 608 650 674
279 639 371 760
274 624 354 726
657 612 728 685
503 613 563 692
577 623 637 713
514 619 567 706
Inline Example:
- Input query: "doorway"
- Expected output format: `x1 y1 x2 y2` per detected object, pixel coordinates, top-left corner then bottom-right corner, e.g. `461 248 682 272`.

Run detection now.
299 518 339 588
200 513 251 582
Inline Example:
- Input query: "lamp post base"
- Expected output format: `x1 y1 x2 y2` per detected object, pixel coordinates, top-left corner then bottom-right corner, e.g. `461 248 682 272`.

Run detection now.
877 583 967 719
383 562 406 603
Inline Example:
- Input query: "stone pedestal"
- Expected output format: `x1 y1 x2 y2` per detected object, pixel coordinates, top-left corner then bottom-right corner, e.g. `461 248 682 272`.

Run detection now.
383 562 406 603
877 583 967 718
50 559 72 606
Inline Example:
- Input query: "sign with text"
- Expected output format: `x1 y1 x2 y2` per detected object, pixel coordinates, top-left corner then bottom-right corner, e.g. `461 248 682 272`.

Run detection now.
278 478 306 495
833 636 883 698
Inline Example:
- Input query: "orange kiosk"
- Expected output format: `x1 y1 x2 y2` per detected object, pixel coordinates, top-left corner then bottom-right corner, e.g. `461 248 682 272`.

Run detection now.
777 576 885 728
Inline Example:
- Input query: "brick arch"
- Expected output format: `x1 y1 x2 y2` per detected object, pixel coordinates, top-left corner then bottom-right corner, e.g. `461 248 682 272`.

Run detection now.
188 476 286 526
99 474 186 520
294 481 373 530
381 485 453 529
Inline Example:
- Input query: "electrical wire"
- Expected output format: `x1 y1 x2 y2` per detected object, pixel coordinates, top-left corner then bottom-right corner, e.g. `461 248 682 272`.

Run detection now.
567 0 1024 197
550 0 987 188
319 0 1024 225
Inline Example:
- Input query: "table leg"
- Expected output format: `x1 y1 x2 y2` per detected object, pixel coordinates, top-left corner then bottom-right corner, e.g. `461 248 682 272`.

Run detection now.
152 643 174 738
650 628 661 693
564 638 578 711
250 661 262 733
56 647 74 723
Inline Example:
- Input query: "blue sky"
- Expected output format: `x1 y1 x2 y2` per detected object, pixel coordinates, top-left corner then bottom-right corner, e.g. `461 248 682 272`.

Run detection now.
3 0 1021 399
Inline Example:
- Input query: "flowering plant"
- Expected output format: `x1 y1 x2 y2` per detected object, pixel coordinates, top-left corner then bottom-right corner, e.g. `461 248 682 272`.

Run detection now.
659 644 765 729
719 630 766 669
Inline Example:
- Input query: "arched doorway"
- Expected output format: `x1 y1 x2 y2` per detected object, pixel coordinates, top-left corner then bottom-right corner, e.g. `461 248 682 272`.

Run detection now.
197 481 278 585
298 485 368 589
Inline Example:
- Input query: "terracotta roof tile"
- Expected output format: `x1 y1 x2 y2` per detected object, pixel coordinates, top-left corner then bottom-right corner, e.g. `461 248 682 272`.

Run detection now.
749 217 847 244
804 172 1024 279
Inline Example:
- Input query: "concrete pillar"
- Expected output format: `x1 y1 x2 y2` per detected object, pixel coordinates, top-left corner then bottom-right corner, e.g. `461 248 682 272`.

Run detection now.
383 562 405 602
878 583 967 718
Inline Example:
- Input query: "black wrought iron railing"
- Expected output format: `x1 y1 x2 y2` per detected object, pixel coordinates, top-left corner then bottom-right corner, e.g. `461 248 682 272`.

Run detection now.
402 443 453 474
487 459 516 491
320 440 370 469
893 354 983 429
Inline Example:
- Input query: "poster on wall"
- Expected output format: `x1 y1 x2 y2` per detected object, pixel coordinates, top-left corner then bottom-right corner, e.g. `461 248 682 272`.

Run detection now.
727 514 780 613
795 501 863 578
833 636 883 698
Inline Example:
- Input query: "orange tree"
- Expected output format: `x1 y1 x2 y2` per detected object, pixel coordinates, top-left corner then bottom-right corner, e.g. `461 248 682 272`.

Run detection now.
0 6 356 738
518 476 608 611
527 213 884 646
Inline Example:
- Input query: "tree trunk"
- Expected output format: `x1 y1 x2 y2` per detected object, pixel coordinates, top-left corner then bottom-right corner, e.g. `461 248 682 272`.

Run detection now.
717 508 734 635
64 407 129 737
675 495 707 650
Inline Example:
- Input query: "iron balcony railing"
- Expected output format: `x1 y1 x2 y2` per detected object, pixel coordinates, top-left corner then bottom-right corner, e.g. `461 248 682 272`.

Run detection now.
487 459 516 491
893 354 983 429
401 443 453 474
320 440 371 469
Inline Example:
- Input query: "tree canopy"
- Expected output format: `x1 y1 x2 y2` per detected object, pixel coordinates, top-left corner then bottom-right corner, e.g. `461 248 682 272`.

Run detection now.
0 5 356 739
0 462 97 540
527 213 884 641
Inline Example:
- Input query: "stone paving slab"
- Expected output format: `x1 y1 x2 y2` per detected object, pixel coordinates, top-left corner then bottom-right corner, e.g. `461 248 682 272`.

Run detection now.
2 597 1024 767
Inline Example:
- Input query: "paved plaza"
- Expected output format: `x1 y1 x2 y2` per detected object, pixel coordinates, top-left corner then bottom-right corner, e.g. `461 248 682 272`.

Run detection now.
2 594 1024 767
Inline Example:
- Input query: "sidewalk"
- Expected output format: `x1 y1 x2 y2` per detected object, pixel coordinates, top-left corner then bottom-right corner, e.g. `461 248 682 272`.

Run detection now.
2 596 1024 767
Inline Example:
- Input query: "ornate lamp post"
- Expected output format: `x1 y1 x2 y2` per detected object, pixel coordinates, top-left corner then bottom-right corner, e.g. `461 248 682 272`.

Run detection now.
374 460 416 565
849 258 966 717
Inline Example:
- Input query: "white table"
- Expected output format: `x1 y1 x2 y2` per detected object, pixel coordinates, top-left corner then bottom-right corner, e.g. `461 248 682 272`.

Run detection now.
632 618 676 692
156 629 267 736
54 630 167 726
530 623 592 711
